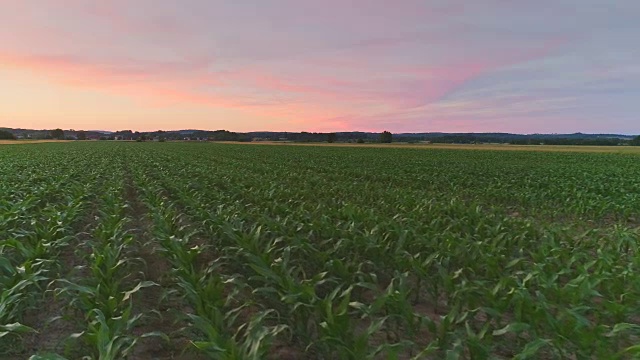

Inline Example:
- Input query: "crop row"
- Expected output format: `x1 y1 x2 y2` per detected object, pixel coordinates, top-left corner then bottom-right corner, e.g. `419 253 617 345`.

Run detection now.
1 141 639 359
125 143 639 358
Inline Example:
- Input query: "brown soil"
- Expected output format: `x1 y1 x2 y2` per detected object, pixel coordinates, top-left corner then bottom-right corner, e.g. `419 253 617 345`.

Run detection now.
268 346 307 360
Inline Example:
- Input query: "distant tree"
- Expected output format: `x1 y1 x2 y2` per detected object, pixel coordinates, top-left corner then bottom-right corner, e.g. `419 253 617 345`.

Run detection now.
50 128 65 140
631 135 640 146
357 138 365 144
77 131 87 140
327 133 337 143
0 130 15 140
380 131 392 143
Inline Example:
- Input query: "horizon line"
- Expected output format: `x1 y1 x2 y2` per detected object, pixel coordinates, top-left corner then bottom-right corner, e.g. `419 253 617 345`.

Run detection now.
2 126 638 137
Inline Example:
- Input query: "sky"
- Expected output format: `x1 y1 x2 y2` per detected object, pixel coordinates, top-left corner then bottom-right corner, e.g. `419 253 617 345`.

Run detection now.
1 1 639 134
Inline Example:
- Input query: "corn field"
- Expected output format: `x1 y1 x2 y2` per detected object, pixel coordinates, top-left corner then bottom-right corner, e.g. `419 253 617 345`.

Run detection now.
1 142 639 359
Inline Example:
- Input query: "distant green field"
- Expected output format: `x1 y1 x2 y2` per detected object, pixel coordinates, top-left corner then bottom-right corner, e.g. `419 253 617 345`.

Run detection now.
1 142 639 359
227 141 640 154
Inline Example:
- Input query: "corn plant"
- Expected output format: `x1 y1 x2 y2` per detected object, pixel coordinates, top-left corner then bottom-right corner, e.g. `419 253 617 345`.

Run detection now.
1 141 638 358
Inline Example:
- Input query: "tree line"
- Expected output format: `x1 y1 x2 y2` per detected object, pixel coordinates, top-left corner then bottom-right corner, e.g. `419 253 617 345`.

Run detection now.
0 130 15 140
2 128 640 146
392 134 640 146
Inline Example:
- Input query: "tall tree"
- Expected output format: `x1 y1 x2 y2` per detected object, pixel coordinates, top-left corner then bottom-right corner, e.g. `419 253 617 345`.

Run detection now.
631 135 640 146
0 130 15 140
51 128 65 140
77 131 87 140
380 131 393 143
327 133 337 143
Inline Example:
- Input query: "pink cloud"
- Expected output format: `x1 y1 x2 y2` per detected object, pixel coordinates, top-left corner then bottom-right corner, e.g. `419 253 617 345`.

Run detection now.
0 52 267 112
0 33 567 132
0 0 571 134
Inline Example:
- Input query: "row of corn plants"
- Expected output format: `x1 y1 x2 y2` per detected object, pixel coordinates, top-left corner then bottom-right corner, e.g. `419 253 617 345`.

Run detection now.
3 141 639 358
24 150 158 359
124 142 640 358
131 166 290 359
124 147 478 357
1 146 98 356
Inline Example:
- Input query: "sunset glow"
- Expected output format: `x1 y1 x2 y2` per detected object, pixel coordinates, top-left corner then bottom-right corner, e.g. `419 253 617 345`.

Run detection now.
1 1 639 133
